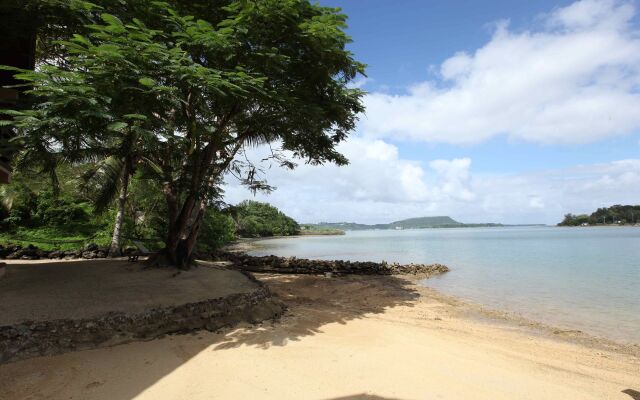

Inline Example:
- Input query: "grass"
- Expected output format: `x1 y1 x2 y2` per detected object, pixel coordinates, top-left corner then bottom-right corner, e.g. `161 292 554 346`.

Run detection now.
0 225 170 252
0 225 111 251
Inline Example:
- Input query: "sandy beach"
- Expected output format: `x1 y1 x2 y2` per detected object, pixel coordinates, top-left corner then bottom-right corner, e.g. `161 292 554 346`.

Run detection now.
1 270 638 400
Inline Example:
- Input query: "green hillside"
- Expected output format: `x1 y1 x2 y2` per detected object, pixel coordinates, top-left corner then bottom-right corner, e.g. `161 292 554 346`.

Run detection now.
307 216 503 231
389 216 462 229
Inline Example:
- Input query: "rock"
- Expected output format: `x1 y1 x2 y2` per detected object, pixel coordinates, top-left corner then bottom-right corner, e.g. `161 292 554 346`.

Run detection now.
49 250 63 259
82 250 100 259
36 250 50 258
83 243 99 252
0 286 285 363
63 250 81 259
216 251 450 277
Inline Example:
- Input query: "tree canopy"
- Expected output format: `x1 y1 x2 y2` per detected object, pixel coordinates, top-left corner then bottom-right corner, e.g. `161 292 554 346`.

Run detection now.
232 200 299 237
2 0 365 267
558 205 640 226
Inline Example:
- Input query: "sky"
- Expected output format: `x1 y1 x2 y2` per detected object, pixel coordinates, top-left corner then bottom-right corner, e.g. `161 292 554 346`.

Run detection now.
225 0 640 225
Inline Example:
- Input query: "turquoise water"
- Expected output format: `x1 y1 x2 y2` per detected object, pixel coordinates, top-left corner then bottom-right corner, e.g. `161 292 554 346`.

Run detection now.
249 227 640 344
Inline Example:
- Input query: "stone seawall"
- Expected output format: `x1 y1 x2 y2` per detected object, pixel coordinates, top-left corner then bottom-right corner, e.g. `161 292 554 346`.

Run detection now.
0 283 285 364
218 252 450 276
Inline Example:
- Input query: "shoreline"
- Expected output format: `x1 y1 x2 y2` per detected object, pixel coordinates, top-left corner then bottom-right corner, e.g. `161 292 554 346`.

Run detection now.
224 237 640 353
1 269 638 399
416 282 640 357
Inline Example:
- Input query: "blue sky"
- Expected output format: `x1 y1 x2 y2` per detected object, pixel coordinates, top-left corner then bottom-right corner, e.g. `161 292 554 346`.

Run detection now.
326 0 576 89
226 0 640 224
328 0 640 174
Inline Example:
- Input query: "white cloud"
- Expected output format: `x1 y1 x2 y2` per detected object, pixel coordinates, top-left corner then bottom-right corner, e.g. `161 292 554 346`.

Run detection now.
547 0 635 30
224 139 640 225
222 1 640 225
361 0 640 144
226 138 473 206
428 158 475 201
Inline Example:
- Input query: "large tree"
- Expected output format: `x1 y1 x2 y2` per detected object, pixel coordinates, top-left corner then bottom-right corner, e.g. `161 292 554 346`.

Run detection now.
2 0 365 267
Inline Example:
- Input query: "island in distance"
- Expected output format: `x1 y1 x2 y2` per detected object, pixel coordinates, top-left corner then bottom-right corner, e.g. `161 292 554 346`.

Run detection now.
302 216 544 232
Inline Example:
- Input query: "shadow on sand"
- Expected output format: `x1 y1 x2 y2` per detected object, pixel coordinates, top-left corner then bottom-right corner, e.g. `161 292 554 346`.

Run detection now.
0 272 421 400
211 274 420 350
323 395 406 400
623 389 640 400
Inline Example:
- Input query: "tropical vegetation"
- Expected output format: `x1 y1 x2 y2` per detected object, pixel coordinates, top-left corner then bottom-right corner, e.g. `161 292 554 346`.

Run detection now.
0 168 302 252
0 0 365 267
559 205 640 226
231 201 299 237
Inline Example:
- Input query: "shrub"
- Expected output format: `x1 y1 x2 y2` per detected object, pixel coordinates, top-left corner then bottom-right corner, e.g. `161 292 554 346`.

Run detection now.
32 189 90 226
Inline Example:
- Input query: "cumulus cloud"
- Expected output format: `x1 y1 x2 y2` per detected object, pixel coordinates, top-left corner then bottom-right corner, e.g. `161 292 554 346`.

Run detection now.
223 0 640 224
224 139 640 225
226 138 474 206
361 0 640 144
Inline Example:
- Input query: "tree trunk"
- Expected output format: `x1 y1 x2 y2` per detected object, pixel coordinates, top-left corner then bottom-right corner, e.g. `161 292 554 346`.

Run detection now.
148 198 206 269
108 159 131 257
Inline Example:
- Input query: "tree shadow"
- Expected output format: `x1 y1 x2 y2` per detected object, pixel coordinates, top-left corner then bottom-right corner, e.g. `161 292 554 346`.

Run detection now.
323 395 406 400
211 274 420 350
0 272 422 400
623 389 640 400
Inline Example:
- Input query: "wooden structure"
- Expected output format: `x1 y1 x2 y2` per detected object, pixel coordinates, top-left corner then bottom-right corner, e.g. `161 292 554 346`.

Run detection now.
0 5 37 184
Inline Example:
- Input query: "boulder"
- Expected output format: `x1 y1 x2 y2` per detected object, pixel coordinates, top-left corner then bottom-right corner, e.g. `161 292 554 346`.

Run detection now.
81 250 100 259
49 250 63 259
83 243 99 252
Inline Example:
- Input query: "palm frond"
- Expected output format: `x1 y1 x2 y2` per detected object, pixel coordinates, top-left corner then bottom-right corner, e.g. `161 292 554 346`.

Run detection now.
80 156 124 213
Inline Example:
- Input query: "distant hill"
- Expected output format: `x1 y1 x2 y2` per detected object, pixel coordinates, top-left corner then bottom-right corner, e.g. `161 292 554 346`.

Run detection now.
388 216 462 229
306 216 505 231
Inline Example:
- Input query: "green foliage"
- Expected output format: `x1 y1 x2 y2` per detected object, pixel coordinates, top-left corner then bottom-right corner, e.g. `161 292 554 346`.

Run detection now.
32 189 90 226
197 209 236 253
233 200 299 237
558 213 591 226
306 216 503 231
0 167 109 248
0 225 111 251
559 205 640 226
0 182 38 226
299 225 345 235
0 178 90 228
2 0 364 264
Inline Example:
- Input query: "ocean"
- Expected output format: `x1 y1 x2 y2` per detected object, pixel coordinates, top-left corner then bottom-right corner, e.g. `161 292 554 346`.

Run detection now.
248 226 640 344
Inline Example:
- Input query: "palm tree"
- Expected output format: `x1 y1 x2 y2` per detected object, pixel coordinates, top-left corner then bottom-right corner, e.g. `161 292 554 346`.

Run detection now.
81 138 161 257
81 155 133 257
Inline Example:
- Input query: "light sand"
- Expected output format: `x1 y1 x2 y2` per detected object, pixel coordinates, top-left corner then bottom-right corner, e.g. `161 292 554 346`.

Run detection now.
1 273 639 400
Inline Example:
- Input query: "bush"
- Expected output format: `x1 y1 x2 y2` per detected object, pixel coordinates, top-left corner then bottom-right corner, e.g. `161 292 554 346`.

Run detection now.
197 209 236 253
32 189 90 227
233 200 299 237
0 182 38 227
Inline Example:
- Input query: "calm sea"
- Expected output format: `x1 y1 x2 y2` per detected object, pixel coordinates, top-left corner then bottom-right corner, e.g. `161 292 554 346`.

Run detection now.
249 226 640 344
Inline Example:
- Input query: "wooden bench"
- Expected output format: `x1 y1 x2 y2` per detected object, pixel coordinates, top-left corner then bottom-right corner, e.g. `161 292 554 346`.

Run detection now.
127 241 155 262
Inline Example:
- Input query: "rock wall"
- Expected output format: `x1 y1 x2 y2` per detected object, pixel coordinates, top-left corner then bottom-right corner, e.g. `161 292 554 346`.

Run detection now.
218 252 450 276
1 244 450 278
0 243 109 260
0 283 285 364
